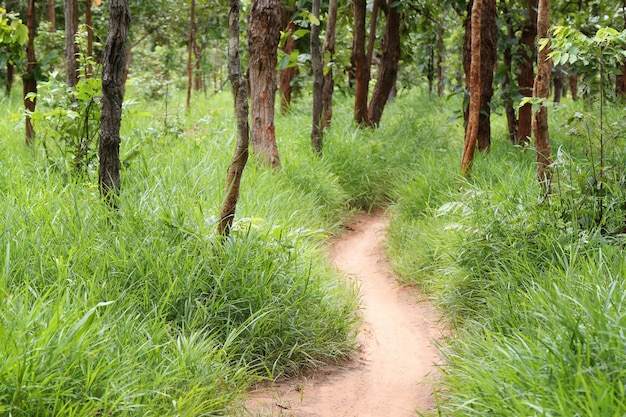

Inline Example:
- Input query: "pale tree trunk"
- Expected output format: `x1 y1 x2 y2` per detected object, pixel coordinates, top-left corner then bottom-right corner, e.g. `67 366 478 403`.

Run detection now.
517 0 538 145
218 0 250 237
99 0 130 207
64 0 79 87
353 0 369 125
310 0 323 153
248 0 281 168
23 0 37 145
532 0 553 190
186 0 196 110
461 0 482 176
367 0 400 127
321 0 338 129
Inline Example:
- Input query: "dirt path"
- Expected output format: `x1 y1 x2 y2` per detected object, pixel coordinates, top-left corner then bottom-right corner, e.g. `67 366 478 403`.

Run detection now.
244 213 443 417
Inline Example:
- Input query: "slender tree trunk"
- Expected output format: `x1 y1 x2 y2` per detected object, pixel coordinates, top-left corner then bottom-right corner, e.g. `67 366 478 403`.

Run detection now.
366 0 381 69
532 0 553 190
569 71 578 100
353 0 370 125
6 62 14 96
321 0 338 129
86 0 93 77
517 0 538 145
553 64 563 102
310 0 324 153
461 0 482 176
48 0 56 30
218 0 250 237
186 0 196 110
502 0 518 143
477 0 496 151
248 0 282 168
436 19 445 97
64 0 79 87
23 0 38 145
279 20 297 114
99 0 130 206
367 0 400 127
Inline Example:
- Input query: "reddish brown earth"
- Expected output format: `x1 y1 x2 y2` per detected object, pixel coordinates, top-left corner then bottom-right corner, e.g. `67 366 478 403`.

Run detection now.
243 213 444 417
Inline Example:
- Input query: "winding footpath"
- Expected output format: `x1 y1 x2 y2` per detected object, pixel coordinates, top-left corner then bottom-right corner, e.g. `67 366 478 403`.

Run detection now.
244 213 443 417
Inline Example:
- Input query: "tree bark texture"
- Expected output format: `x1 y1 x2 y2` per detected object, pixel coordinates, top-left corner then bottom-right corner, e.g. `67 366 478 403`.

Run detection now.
321 0 338 129
477 0 496 151
23 0 37 145
353 0 370 125
248 0 281 168
279 20 297 114
532 0 552 189
503 1 518 143
98 0 130 206
186 0 196 110
64 0 79 87
48 0 56 30
310 0 324 153
218 0 250 237
517 0 538 145
367 0 401 127
569 72 578 100
461 0 482 176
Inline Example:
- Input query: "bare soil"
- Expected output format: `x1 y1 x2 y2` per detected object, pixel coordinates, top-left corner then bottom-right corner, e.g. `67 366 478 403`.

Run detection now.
243 212 443 417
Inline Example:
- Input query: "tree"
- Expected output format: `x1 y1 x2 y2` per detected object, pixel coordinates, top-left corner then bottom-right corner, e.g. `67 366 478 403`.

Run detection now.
353 0 369 125
248 0 282 168
218 0 249 236
461 0 482 176
98 0 130 206
310 0 323 153
517 0 538 145
64 0 79 87
48 0 56 30
367 0 401 127
532 0 552 190
23 0 37 144
321 0 338 129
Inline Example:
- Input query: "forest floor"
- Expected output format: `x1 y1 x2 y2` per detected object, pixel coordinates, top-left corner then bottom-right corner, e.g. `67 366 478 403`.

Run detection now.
243 212 444 417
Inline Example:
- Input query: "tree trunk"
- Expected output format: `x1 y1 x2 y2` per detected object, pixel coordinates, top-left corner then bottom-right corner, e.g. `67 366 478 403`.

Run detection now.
553 64 563 103
248 0 282 168
461 0 482 176
6 62 14 96
279 20 297 114
532 0 553 190
477 0 496 151
98 0 130 207
517 0 538 145
23 0 37 145
366 0 381 69
569 71 578 100
64 0 79 87
186 0 196 110
321 0 338 129
48 0 56 30
218 0 250 237
310 0 324 153
502 0 518 143
353 0 370 125
86 0 93 77
367 0 400 127
436 19 445 97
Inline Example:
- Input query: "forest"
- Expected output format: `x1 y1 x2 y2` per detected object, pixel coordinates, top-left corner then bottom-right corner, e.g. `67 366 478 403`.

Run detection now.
1 0 626 416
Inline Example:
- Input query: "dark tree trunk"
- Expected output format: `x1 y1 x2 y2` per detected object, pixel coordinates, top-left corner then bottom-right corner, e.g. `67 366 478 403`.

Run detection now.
532 0 552 190
436 20 444 97
461 0 482 176
186 0 196 110
477 0 496 151
279 20 297 114
218 0 250 237
517 0 538 145
48 0 56 30
98 0 130 206
553 64 563 102
353 0 370 125
64 0 79 87
23 0 37 145
6 62 14 96
367 0 400 127
569 71 578 100
248 0 282 168
310 0 323 153
321 0 338 129
502 0 518 143
462 0 472 122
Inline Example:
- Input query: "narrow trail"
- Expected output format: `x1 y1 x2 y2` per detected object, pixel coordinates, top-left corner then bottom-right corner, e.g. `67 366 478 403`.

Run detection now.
244 213 443 417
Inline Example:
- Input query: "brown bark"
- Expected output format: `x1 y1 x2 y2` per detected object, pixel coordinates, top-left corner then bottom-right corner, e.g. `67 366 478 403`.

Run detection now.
367 0 401 127
321 0 338 129
186 0 196 110
353 0 370 125
532 0 553 189
218 0 250 237
48 0 56 30
569 72 578 100
461 0 482 176
310 0 323 153
517 0 538 145
23 0 38 145
98 0 130 206
553 64 563 103
64 0 79 87
248 0 281 168
477 0 496 151
279 21 297 114
502 0 518 143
